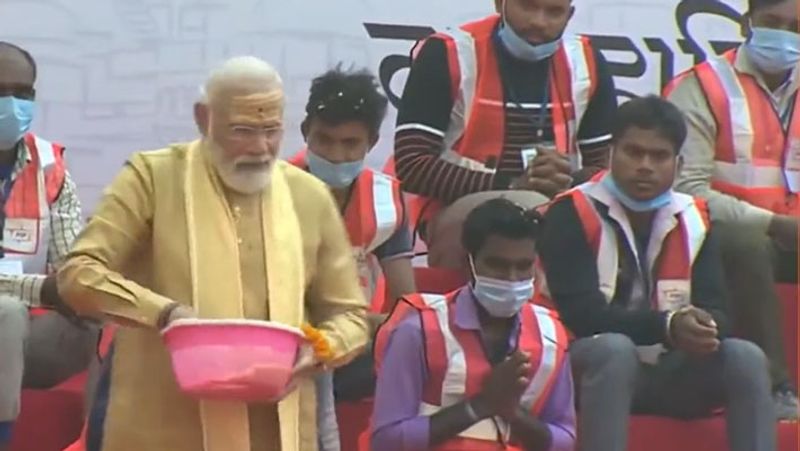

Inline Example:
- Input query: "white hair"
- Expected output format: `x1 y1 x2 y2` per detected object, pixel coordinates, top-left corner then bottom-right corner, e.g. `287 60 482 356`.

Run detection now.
200 56 283 105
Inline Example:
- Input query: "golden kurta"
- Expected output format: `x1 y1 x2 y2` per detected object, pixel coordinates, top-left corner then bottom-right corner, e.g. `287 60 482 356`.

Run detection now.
57 141 369 451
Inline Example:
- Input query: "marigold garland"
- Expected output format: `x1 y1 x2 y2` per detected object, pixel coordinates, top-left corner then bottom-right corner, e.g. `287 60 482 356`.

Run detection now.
301 323 333 362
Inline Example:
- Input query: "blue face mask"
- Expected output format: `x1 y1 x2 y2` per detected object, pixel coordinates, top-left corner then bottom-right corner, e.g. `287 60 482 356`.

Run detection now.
744 27 800 74
306 150 364 188
0 96 34 150
601 173 672 212
497 16 560 62
469 257 533 318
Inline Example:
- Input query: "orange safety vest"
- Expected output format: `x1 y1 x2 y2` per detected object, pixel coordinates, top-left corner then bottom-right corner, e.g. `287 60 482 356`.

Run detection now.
288 149 404 304
535 176 710 311
4 133 66 275
374 290 568 450
664 49 800 215
389 14 599 234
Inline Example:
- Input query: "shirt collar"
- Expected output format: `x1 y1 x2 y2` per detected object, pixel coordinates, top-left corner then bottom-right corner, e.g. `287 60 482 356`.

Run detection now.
0 140 30 178
734 46 800 96
18 139 30 163
582 176 694 221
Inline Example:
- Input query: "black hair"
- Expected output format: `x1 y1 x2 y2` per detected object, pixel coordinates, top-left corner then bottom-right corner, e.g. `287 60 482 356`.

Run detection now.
748 0 790 12
304 65 388 137
0 42 37 82
611 95 687 154
462 198 543 256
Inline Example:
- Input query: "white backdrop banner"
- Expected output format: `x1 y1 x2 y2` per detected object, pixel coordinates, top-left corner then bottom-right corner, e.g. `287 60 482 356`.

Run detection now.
0 0 746 212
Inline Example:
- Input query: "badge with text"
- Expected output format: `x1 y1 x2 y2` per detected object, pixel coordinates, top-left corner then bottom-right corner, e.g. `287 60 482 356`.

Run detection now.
656 280 691 311
784 139 800 193
521 148 538 170
3 218 39 254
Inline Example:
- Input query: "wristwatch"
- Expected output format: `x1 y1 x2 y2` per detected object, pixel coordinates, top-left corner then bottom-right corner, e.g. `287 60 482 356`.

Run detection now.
157 302 183 330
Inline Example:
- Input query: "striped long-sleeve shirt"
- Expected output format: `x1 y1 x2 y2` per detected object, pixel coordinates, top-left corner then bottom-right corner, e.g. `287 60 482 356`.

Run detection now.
0 141 82 307
394 33 618 204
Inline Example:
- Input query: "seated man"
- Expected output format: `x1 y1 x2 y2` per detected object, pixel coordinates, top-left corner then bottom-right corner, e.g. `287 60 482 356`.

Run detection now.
538 96 775 451
57 56 369 451
392 0 617 270
290 66 415 318
0 41 97 451
289 68 416 413
372 198 575 451
665 0 799 417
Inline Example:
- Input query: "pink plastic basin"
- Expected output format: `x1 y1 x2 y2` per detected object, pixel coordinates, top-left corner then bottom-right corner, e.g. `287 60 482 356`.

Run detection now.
162 319 305 402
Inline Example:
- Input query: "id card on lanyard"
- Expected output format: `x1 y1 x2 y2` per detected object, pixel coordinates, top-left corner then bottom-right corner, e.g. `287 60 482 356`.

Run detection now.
782 92 800 193
520 83 550 171
495 32 552 171
0 164 16 259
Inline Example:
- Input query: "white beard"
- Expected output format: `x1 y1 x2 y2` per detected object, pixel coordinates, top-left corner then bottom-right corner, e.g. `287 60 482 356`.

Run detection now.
206 139 273 195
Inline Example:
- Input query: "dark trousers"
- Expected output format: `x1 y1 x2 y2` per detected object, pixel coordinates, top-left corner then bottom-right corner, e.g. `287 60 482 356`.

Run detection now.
571 334 775 451
333 344 376 402
715 221 797 388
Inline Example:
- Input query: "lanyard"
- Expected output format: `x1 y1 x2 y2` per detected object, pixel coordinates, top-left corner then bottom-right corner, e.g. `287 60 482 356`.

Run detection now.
781 92 797 129
783 93 800 193
0 164 14 258
493 31 551 143
0 164 14 202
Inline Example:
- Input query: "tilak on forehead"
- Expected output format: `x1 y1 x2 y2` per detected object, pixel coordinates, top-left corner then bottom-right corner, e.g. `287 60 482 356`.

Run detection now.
227 90 285 125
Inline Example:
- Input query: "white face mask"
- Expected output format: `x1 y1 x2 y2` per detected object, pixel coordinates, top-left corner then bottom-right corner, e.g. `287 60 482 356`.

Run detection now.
496 0 561 62
744 27 800 74
469 257 534 318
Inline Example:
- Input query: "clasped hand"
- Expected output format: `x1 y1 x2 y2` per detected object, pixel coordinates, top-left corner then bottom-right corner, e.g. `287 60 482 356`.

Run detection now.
670 306 720 356
510 147 573 198
472 351 531 420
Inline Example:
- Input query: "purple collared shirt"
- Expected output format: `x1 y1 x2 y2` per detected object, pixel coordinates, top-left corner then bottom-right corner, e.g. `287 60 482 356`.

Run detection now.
371 288 576 451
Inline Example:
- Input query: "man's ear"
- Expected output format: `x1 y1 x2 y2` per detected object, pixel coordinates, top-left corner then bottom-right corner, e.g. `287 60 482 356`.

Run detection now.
301 118 310 142
675 154 685 179
194 102 209 136
568 5 575 21
494 0 503 14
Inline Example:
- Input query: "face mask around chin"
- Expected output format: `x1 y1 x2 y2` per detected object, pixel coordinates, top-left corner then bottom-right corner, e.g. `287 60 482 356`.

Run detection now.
601 172 672 212
306 150 364 188
496 5 561 63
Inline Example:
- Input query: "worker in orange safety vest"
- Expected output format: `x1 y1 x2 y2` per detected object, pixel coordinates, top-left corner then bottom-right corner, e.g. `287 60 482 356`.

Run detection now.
0 42 97 451
387 0 618 272
372 198 574 451
290 67 417 450
664 0 799 419
537 96 776 451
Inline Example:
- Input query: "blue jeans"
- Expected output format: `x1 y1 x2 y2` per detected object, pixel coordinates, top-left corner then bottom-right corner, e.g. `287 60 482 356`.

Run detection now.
316 371 340 451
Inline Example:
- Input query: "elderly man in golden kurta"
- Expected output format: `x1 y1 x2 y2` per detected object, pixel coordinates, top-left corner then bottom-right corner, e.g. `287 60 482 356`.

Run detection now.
55 56 369 451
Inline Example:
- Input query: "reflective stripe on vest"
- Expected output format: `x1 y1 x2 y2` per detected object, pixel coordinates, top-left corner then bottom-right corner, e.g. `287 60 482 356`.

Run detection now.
2 134 65 274
346 170 402 252
288 150 403 299
393 14 598 229
375 290 568 447
689 49 800 214
537 179 709 311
